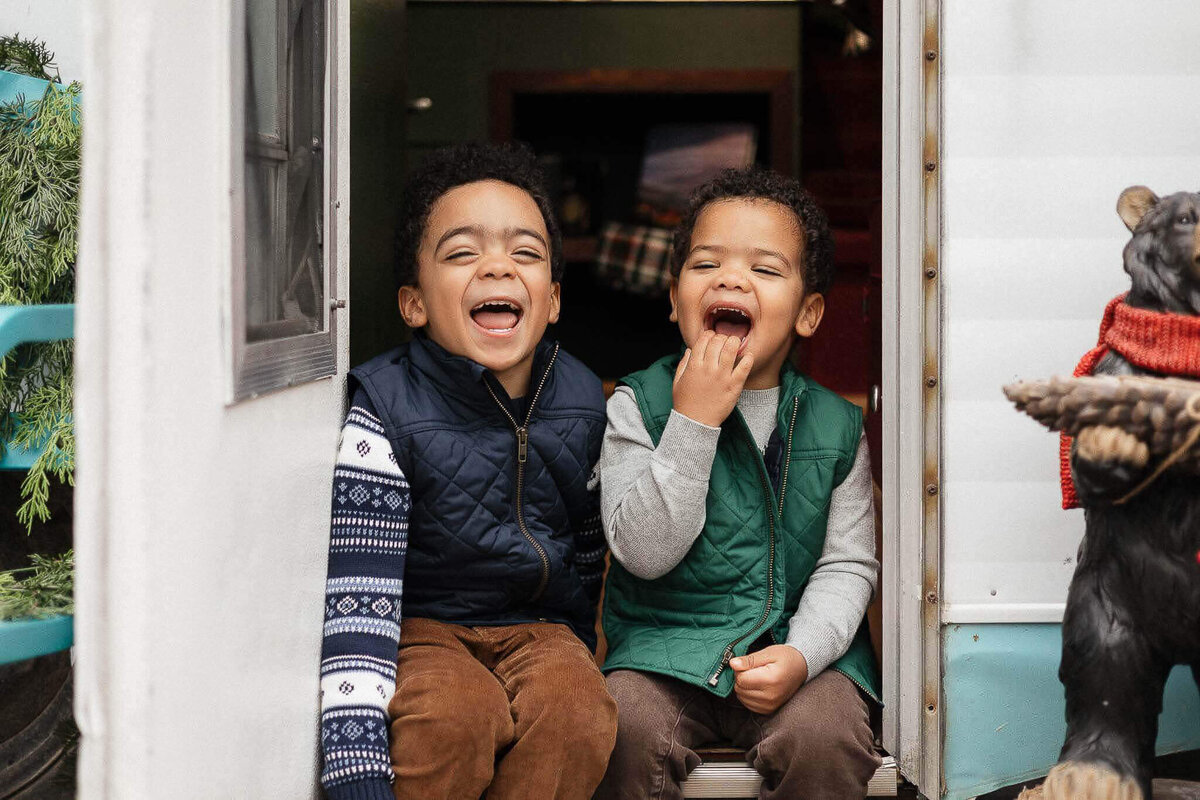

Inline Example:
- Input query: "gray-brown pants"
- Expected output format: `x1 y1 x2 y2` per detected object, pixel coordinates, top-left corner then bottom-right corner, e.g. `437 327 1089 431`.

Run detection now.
596 668 880 800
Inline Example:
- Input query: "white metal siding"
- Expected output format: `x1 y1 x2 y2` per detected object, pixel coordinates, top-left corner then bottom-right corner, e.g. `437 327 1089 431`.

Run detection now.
0 0 85 82
941 2 1200 623
74 2 351 796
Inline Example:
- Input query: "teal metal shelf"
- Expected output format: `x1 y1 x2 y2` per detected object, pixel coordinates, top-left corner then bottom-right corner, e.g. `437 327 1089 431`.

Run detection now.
0 615 73 665
0 304 74 356
0 78 80 666
0 69 59 107
0 305 75 470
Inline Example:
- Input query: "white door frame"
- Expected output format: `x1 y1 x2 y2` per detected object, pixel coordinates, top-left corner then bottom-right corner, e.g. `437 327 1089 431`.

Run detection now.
881 0 942 795
74 1 350 796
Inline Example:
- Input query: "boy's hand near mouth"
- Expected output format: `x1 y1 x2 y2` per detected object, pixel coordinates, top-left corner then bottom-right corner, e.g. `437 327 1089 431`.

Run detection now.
671 329 755 428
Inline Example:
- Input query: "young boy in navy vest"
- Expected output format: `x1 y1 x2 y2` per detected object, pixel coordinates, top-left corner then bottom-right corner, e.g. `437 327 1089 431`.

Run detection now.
317 142 617 800
596 168 881 800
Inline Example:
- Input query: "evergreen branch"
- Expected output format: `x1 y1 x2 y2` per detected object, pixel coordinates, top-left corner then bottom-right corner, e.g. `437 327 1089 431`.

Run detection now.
0 35 61 83
0 44 79 534
0 550 74 620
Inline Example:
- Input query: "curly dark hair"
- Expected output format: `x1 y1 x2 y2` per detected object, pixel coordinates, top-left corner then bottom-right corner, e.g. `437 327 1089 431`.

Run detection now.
393 141 563 290
670 167 835 296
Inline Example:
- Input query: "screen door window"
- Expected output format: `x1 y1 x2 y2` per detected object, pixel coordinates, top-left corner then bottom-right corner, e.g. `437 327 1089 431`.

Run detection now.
234 0 336 400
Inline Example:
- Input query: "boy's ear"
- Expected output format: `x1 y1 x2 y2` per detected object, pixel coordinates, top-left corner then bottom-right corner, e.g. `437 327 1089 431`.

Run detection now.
548 282 561 325
668 280 679 322
794 292 825 338
398 286 427 328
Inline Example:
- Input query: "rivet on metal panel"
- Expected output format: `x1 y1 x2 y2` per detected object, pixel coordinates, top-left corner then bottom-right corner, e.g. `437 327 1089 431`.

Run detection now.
925 50 937 61
925 591 938 605
330 299 347 310
925 483 938 496
925 702 936 714
925 375 938 388
924 267 937 279
924 161 936 172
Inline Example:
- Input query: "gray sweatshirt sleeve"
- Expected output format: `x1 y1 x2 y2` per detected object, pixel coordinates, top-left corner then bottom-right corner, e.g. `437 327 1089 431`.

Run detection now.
784 434 878 682
596 386 721 579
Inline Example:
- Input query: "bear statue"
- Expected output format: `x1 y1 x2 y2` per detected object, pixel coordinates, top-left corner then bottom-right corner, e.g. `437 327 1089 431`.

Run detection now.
1038 186 1200 800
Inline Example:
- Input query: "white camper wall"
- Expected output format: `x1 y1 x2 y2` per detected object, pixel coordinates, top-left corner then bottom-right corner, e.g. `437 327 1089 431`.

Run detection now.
940 2 1200 623
74 1 350 797
0 0 84 82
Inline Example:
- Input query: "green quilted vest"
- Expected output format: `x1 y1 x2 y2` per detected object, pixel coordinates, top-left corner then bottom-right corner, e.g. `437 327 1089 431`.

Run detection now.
602 354 881 703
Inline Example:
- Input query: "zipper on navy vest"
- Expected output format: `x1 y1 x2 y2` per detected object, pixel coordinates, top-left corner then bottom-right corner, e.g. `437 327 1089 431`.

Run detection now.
484 342 560 603
707 396 800 687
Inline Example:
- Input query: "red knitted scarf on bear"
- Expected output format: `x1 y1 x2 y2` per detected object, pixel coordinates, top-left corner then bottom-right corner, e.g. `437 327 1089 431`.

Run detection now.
1060 293 1200 508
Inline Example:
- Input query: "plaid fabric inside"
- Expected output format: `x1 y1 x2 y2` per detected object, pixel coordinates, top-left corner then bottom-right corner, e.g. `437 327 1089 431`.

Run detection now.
593 222 674 297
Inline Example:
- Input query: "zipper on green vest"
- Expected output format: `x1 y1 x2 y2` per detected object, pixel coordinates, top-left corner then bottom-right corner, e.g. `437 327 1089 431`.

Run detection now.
777 397 799 516
485 343 560 603
706 397 799 688
832 666 881 705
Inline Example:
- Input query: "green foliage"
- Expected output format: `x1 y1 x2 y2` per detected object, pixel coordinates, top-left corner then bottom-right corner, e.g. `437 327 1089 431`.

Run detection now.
0 54 81 531
0 550 74 620
0 34 60 82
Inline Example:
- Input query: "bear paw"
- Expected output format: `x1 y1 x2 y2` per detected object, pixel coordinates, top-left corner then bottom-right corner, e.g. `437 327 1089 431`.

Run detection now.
1037 761 1143 800
1075 425 1149 468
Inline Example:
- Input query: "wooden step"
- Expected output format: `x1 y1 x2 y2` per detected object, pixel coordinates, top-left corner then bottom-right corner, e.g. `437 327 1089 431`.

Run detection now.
680 754 898 798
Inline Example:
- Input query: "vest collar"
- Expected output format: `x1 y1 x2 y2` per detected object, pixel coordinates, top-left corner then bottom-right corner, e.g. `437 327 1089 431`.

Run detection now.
408 330 559 405
776 360 810 409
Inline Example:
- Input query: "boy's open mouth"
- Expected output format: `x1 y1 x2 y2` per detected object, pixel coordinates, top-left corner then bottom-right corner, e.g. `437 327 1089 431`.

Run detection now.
470 299 524 333
705 305 753 341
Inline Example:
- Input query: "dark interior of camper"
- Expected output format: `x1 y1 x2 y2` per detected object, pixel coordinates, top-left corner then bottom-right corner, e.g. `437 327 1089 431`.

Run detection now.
340 2 899 791
348 1 887 674
355 1 883 409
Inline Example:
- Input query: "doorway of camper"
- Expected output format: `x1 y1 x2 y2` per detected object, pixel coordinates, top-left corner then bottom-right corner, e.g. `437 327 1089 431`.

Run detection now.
351 0 888 793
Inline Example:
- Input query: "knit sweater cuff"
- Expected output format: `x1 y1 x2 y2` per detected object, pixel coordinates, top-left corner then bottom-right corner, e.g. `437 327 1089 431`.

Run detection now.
322 778 394 800
654 410 721 482
785 625 841 684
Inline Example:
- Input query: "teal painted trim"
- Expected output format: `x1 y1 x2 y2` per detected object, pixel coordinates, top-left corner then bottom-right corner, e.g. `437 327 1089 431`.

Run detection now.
0 418 71 470
0 305 75 470
0 437 41 470
0 69 57 106
0 305 75 356
942 623 1200 800
0 615 73 665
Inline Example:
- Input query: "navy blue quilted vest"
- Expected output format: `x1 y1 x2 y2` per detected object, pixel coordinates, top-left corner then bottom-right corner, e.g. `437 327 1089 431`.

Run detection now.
349 333 606 647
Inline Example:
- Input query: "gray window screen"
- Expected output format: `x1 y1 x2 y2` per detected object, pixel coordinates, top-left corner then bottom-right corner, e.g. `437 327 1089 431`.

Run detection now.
233 0 336 399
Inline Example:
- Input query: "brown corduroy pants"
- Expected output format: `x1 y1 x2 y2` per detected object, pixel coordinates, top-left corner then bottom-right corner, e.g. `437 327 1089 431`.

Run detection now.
386 618 617 800
596 668 880 800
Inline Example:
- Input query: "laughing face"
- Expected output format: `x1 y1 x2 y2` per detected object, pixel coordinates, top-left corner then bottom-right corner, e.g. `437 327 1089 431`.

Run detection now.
670 198 825 389
398 180 560 398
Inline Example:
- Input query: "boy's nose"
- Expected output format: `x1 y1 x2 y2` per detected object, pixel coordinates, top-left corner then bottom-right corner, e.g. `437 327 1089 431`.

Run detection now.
715 266 749 291
478 255 517 279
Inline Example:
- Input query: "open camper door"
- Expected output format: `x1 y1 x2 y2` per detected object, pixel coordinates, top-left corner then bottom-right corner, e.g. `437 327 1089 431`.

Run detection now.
884 2 1200 798
73 0 351 796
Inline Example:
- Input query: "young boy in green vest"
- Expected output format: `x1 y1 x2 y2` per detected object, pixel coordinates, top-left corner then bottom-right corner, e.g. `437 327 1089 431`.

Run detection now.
595 168 881 800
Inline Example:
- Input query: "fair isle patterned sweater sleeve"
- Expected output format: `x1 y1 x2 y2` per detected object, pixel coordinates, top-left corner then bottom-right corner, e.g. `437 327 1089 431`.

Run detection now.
319 388 409 800
573 488 607 607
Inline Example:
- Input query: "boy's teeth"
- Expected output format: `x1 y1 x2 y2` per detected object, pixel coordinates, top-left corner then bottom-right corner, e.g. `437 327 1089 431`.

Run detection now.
471 301 520 331
710 307 752 339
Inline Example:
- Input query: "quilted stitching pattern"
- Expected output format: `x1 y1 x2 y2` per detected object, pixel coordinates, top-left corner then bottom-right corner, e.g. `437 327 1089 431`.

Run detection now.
603 356 870 696
350 339 604 642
